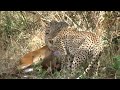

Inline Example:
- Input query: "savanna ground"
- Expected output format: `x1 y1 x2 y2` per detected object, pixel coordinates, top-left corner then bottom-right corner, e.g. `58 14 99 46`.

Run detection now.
0 11 120 79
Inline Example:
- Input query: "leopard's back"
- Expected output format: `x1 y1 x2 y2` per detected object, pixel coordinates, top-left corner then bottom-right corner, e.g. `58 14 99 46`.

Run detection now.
51 28 103 56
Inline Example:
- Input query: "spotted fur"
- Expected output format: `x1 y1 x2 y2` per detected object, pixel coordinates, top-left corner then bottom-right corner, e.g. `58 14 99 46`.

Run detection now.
45 21 103 78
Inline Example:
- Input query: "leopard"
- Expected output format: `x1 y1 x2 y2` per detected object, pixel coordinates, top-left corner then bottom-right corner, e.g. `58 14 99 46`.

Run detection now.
45 21 103 78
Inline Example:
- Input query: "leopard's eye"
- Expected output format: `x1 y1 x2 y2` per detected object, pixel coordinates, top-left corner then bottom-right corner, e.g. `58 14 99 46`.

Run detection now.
49 40 53 44
45 32 49 35
45 29 50 35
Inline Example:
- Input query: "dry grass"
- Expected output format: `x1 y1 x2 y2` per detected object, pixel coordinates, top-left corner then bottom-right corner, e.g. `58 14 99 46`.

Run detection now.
0 11 120 79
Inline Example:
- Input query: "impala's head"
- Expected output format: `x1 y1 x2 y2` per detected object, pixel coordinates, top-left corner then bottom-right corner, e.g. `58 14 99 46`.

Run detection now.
45 20 69 38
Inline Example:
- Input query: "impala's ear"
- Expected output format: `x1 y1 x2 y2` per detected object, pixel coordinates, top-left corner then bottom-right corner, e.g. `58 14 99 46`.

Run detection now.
53 51 61 57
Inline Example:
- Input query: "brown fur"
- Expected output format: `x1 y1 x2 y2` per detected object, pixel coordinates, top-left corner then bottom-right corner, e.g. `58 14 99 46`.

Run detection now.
17 45 61 71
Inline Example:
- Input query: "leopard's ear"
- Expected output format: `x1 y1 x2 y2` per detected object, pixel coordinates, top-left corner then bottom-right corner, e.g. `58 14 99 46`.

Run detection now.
45 20 58 29
59 21 69 28
50 20 58 25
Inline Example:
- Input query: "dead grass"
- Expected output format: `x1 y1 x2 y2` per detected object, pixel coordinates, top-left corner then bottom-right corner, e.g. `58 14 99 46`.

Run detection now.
0 11 120 79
